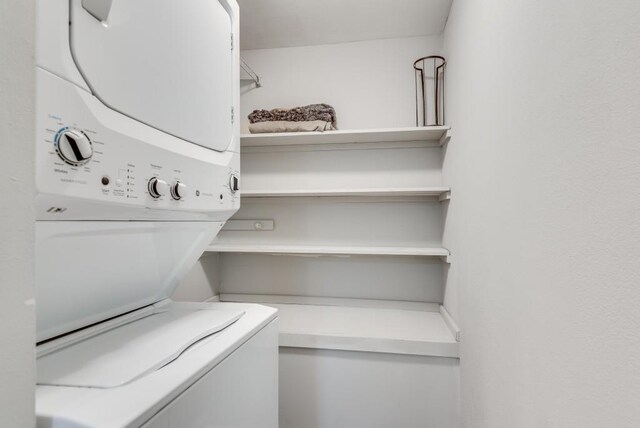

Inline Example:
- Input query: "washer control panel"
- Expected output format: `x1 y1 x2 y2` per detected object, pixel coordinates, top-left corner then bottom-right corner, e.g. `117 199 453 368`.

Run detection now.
36 70 239 221
36 72 240 221
38 121 240 220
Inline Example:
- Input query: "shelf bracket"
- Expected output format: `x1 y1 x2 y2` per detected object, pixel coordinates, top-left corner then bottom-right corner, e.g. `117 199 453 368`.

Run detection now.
240 57 261 88
439 305 461 342
439 129 451 146
438 191 451 202
440 253 452 264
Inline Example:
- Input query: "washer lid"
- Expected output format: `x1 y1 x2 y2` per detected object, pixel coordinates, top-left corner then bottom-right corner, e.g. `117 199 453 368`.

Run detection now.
37 306 244 388
70 0 234 152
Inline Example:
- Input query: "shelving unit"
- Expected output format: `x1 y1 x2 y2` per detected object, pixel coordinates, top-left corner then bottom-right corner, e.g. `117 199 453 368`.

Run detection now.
206 243 451 262
200 123 459 425
241 186 451 200
218 294 459 358
211 125 457 365
241 126 451 149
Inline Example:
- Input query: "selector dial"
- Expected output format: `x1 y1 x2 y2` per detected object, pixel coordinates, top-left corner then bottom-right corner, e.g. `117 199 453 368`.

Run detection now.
148 177 168 198
55 128 93 166
229 174 240 193
170 181 187 200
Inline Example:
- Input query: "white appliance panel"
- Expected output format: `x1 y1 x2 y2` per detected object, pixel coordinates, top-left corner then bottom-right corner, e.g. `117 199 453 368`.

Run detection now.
33 1 270 427
38 305 245 388
36 221 220 342
70 0 234 152
141 317 279 428
36 0 90 91
36 303 278 428
36 69 240 221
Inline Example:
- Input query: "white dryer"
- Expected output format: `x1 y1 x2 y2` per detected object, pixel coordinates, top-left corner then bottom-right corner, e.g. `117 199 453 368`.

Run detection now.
34 1 278 427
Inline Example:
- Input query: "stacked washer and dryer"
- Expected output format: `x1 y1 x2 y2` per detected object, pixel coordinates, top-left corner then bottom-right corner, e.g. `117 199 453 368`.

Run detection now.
34 1 278 426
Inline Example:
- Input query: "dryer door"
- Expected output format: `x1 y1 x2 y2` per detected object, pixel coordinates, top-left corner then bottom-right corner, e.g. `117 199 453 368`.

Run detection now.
70 0 234 152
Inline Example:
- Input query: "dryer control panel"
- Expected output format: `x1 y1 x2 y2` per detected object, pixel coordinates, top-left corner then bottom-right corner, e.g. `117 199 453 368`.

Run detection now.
36 69 240 221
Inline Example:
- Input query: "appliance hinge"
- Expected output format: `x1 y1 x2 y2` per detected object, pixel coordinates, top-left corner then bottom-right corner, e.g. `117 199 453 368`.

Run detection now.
231 33 234 51
231 107 235 123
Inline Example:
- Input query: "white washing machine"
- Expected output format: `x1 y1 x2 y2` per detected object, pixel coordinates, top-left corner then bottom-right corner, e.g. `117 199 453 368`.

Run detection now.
34 1 278 427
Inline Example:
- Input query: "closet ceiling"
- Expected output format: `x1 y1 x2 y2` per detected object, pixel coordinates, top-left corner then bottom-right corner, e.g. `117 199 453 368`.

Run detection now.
238 0 453 50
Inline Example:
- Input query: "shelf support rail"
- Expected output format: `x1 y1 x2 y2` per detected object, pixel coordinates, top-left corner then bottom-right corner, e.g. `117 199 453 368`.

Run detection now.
222 219 274 231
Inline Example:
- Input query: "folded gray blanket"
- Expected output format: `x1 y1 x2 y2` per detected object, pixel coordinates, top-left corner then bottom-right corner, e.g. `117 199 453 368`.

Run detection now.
248 104 337 128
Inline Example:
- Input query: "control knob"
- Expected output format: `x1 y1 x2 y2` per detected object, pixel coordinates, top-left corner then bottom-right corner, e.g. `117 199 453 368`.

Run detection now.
170 181 187 200
229 174 240 193
55 129 93 166
148 177 168 198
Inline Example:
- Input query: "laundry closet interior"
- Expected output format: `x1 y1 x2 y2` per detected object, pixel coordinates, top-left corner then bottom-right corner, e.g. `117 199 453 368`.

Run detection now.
10 0 639 426
174 1 460 426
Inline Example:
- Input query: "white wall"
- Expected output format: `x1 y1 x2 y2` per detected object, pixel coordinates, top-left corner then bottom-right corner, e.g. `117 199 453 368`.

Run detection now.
172 256 220 302
177 36 445 302
240 35 443 131
442 0 640 426
279 348 459 428
0 0 36 425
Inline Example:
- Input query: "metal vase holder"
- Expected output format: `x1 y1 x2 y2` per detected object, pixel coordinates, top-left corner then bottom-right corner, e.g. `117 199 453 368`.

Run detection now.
414 56 446 127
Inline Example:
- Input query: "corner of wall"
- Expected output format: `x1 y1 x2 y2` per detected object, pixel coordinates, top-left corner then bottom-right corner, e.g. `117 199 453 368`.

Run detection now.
172 254 221 302
0 0 36 425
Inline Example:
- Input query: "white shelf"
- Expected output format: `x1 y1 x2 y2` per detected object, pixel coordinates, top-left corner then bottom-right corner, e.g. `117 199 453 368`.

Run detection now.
206 243 451 262
241 126 451 148
241 187 451 200
218 295 459 357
